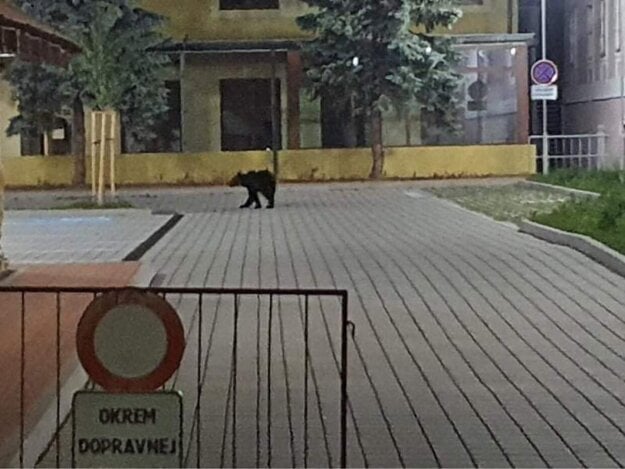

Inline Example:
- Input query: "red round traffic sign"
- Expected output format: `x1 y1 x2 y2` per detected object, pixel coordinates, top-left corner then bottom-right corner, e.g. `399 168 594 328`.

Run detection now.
76 289 185 393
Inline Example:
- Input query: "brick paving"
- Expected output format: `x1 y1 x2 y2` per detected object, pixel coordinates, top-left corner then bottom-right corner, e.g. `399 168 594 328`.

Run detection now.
126 182 625 468
10 180 625 468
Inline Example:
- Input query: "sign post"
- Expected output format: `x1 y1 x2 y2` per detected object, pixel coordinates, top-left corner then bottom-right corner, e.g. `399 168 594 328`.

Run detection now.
538 0 552 175
73 289 186 468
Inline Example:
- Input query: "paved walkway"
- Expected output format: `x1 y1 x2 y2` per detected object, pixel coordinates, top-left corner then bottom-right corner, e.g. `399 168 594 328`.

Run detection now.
3 210 170 264
130 183 625 468
11 181 625 468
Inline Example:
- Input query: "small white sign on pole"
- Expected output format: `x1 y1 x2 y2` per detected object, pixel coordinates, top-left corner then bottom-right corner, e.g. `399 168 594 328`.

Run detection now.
72 391 183 468
531 84 558 101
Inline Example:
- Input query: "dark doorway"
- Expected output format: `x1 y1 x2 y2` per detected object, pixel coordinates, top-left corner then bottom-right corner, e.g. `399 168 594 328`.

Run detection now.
320 95 365 148
220 78 281 151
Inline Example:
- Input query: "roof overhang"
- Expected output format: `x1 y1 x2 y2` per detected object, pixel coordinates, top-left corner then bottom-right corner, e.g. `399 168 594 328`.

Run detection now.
155 39 298 54
155 33 536 56
451 33 536 46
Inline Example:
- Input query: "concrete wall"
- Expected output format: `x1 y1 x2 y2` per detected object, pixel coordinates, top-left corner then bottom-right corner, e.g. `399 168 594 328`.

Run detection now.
3 155 74 187
140 0 517 41
2 145 536 187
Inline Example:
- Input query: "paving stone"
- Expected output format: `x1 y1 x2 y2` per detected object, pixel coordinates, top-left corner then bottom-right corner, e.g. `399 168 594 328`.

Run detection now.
11 181 625 467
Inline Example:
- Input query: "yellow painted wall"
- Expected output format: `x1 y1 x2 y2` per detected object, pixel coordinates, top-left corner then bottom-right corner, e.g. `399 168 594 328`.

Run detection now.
382 144 535 179
140 0 516 42
280 145 535 181
0 79 22 159
110 151 273 186
3 145 535 187
3 156 74 187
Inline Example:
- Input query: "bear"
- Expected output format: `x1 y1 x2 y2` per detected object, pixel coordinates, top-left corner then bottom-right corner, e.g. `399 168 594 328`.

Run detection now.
228 170 276 209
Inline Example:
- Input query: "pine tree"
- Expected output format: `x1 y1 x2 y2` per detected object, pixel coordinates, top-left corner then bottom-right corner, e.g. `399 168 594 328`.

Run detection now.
297 0 463 178
8 0 170 183
5 61 73 156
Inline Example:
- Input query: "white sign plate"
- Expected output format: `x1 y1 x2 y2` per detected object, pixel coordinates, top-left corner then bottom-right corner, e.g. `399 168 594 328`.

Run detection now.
72 391 183 468
531 84 558 101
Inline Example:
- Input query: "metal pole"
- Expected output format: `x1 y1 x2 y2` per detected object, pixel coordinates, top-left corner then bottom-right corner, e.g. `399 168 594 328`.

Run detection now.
270 51 279 178
179 40 187 153
620 1 625 171
541 0 549 175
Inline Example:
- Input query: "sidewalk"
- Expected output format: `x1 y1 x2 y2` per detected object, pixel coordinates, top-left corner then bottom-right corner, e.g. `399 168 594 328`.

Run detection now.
0 262 142 467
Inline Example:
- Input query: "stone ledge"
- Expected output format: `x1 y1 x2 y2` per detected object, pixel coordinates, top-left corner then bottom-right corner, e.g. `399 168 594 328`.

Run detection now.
520 180 601 198
519 220 625 278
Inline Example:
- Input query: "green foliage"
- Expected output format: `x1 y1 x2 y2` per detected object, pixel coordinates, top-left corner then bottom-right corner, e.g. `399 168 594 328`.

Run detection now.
5 61 74 138
9 0 171 147
530 170 625 255
296 0 463 124
531 169 625 194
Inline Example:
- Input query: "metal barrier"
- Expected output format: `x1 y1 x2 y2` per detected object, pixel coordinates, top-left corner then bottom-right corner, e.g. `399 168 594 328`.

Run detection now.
0 286 350 468
529 131 608 171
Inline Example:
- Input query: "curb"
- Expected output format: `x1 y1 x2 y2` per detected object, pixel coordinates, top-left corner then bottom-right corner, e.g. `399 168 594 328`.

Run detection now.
519 220 625 278
520 180 601 198
123 213 183 262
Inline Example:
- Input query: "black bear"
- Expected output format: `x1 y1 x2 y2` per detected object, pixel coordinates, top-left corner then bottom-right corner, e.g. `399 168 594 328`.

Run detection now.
228 170 276 209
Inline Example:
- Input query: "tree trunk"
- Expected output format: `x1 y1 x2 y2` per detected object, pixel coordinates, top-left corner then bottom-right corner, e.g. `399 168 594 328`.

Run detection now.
369 109 385 179
71 96 86 187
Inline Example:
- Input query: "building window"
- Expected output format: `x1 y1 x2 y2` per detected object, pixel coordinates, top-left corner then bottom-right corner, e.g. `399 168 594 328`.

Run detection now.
569 12 578 65
616 0 622 52
599 0 607 57
220 78 281 151
586 1 594 82
219 0 279 10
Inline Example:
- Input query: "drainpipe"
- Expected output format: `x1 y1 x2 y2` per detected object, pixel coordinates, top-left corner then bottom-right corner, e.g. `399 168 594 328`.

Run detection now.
508 0 515 33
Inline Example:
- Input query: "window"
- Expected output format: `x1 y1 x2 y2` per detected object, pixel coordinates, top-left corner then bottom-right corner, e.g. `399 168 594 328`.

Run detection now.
568 11 578 65
121 80 182 153
220 79 281 151
599 0 607 57
219 0 279 10
616 0 622 52
586 1 595 81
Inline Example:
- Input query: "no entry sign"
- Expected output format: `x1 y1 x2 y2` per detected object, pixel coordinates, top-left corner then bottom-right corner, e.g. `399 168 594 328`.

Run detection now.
531 59 559 86
76 289 185 392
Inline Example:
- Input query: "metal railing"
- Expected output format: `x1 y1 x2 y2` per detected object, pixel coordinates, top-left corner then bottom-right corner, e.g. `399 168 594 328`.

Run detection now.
0 286 351 468
529 131 608 172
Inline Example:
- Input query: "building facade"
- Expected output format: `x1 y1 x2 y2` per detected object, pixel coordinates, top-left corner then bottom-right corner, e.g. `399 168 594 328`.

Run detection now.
560 0 625 168
137 0 532 154
0 0 79 272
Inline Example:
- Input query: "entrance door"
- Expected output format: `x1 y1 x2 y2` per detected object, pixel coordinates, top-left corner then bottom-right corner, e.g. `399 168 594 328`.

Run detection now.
220 78 281 151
